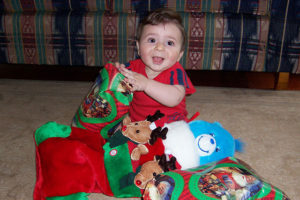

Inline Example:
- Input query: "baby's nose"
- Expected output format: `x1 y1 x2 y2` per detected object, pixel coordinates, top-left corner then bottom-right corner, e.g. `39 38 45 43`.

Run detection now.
155 42 164 51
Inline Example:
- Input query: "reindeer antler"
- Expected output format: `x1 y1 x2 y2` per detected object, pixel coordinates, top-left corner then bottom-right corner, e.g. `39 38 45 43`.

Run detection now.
149 127 168 145
146 110 164 122
156 154 177 172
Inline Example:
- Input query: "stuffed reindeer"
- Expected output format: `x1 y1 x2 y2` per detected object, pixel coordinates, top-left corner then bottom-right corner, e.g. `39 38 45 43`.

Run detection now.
108 110 168 162
133 154 177 189
121 154 178 189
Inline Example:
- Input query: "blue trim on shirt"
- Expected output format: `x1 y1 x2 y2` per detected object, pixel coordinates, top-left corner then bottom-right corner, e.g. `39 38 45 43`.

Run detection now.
176 68 184 86
170 71 174 85
183 69 190 89
125 62 130 68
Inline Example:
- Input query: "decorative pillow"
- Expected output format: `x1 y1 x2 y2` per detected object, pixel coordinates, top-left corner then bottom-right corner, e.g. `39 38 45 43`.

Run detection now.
72 62 132 138
143 157 290 200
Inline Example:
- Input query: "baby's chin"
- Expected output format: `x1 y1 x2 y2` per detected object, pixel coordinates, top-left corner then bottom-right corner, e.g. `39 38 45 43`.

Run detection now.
145 66 165 78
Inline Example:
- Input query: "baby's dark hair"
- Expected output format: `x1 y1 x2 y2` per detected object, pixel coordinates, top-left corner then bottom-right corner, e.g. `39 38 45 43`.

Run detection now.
136 8 186 51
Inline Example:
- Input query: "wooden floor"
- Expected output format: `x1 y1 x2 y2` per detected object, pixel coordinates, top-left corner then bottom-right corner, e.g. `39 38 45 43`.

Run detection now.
1 64 300 90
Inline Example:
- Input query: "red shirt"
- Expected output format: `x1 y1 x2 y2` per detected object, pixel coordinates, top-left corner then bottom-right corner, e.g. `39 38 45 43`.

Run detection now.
126 59 196 124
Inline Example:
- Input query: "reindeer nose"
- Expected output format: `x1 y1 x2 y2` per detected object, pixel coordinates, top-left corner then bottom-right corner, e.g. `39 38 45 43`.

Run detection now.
122 125 127 132
135 180 142 186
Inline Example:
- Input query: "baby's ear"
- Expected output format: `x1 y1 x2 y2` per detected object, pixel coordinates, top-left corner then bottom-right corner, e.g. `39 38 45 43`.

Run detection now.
123 116 131 126
136 41 140 55
177 51 184 62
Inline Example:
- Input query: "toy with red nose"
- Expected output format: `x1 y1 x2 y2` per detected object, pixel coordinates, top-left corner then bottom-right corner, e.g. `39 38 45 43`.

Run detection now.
162 120 244 169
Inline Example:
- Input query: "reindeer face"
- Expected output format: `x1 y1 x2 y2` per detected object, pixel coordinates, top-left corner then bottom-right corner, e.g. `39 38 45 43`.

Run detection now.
134 160 164 189
122 119 152 144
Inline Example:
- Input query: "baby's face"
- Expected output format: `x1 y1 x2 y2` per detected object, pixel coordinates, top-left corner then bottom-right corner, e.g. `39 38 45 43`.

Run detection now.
137 23 184 79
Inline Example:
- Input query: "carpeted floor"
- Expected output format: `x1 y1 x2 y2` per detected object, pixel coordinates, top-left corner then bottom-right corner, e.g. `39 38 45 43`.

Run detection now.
0 79 299 200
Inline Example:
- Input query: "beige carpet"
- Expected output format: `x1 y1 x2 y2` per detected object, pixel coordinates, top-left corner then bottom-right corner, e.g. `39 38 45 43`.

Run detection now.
0 79 299 200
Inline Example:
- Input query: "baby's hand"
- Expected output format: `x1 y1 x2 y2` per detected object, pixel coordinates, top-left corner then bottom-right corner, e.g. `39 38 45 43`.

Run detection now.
114 62 148 92
114 62 126 75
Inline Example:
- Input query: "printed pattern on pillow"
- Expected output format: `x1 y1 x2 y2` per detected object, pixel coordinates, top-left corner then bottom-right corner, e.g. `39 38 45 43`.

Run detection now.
72 62 133 138
143 157 290 200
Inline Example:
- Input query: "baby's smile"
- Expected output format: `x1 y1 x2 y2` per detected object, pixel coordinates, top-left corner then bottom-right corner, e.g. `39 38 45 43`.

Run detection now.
152 56 164 65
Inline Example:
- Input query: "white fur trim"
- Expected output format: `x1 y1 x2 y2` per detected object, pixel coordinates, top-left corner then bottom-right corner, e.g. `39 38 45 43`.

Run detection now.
163 121 199 170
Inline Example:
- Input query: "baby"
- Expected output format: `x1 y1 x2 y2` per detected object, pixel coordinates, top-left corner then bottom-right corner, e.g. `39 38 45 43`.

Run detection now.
115 8 196 125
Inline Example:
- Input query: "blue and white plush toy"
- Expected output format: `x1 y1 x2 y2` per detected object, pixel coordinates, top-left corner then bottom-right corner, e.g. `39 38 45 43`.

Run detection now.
162 120 244 170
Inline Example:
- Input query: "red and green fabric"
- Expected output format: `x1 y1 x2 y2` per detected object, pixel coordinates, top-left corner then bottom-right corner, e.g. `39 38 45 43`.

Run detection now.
34 121 142 200
34 63 142 200
72 62 132 139
143 157 290 200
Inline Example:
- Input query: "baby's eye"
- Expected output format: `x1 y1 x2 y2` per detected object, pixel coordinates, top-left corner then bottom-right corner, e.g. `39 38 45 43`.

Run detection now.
148 38 156 43
167 40 175 46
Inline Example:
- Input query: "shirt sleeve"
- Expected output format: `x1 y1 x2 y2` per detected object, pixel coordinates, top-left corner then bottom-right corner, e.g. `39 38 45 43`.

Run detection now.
169 65 196 95
124 59 141 73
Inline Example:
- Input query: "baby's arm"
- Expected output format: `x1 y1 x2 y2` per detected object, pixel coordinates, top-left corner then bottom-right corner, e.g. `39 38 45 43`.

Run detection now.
115 62 185 107
144 79 185 107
